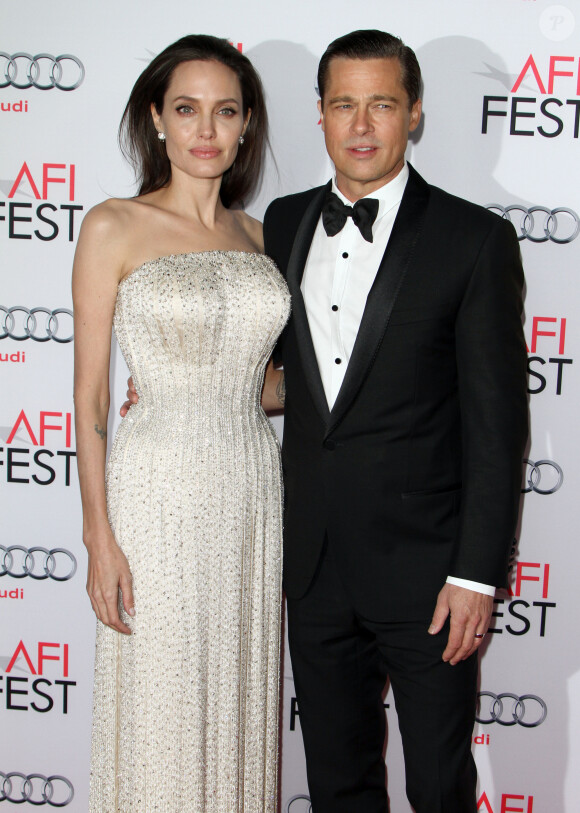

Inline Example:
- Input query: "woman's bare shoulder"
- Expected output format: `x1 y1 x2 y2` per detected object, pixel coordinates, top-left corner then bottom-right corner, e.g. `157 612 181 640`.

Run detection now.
81 197 143 235
74 198 152 281
78 197 158 264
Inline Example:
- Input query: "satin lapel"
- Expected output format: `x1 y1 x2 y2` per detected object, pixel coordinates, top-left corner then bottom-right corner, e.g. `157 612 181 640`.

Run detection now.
286 182 331 423
326 165 431 437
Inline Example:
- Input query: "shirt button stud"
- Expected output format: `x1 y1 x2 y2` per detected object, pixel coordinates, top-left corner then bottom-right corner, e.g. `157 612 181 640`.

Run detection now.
335 358 342 365
332 305 338 312
342 252 349 259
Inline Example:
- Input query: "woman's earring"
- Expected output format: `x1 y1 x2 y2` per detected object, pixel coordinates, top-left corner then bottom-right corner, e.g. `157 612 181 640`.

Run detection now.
158 132 166 141
238 135 244 145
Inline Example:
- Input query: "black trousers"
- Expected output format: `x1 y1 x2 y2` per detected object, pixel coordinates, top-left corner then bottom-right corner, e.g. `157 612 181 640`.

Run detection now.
286 543 478 813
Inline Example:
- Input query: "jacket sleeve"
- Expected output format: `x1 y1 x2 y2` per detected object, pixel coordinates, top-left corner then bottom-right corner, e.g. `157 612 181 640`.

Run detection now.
450 216 529 587
263 198 284 266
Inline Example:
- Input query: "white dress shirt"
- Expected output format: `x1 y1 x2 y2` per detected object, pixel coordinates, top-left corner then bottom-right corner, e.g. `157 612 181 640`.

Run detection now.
300 163 494 598
302 164 409 408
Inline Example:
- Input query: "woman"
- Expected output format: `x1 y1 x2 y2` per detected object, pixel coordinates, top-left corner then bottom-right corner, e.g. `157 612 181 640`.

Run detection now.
73 35 289 812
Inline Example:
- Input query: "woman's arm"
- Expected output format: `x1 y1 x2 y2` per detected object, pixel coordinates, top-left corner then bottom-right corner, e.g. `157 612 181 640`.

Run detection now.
72 203 134 634
262 358 285 414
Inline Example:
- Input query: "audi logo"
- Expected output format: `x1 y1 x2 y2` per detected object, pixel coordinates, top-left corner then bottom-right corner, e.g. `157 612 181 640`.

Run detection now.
487 204 579 243
476 692 547 728
0 307 73 343
0 547 77 581
286 795 312 813
0 52 84 91
0 773 74 806
522 459 564 495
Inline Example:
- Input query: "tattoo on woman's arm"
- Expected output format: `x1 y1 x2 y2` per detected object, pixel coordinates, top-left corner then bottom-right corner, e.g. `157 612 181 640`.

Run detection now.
276 372 286 407
94 424 107 440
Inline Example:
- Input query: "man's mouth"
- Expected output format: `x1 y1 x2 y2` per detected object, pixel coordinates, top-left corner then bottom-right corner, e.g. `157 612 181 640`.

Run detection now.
348 146 378 155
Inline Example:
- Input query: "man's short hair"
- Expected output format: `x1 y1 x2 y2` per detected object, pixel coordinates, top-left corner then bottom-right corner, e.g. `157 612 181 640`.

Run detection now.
317 29 421 109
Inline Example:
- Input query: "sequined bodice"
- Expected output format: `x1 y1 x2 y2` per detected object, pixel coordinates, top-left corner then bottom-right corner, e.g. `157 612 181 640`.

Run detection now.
113 251 290 433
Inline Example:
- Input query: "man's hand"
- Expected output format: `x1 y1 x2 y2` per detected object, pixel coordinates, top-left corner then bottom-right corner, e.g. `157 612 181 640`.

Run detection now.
120 376 138 417
428 583 493 665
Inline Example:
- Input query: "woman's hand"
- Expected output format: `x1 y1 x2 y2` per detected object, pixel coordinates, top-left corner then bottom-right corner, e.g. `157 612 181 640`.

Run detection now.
85 532 135 635
120 376 139 417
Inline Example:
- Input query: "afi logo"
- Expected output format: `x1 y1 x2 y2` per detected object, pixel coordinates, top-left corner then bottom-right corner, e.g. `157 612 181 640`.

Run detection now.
481 56 580 137
1 410 77 487
527 316 573 395
527 317 567 355
5 640 70 677
6 410 73 447
1 641 76 714
0 163 83 241
511 55 580 95
478 792 534 812
509 562 550 599
8 162 76 200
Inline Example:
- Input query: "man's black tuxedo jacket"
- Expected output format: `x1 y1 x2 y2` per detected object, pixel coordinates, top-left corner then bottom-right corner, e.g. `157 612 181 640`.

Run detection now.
263 164 528 621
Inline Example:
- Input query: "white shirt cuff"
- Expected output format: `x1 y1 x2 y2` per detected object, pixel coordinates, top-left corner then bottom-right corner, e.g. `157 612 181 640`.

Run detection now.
446 576 496 596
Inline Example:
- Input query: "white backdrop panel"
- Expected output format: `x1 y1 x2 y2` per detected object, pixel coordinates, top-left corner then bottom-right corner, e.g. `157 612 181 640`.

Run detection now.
1 1 578 811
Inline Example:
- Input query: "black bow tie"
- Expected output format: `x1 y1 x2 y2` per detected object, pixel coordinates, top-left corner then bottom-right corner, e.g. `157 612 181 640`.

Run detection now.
321 191 379 243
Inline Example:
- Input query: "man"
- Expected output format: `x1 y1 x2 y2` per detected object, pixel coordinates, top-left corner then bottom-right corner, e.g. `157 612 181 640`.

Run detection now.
262 30 527 813
125 29 527 812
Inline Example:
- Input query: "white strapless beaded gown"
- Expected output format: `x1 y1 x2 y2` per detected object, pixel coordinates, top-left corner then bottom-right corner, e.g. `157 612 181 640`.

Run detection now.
89 251 290 812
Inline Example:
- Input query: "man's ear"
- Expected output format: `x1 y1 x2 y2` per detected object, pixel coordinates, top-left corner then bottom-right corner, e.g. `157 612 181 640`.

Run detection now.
317 99 325 133
408 99 422 133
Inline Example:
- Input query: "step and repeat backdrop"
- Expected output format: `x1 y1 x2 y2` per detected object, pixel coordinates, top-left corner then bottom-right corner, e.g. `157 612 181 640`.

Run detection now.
1 0 579 810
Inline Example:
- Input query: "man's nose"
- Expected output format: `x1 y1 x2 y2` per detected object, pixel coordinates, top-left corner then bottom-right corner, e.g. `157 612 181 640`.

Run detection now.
351 107 373 135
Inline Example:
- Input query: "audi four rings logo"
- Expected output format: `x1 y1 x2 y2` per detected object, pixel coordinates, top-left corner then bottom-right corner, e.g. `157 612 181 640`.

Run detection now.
0 547 77 581
0 307 73 343
522 459 564 495
487 204 579 243
286 796 312 813
0 773 74 806
0 53 84 90
476 692 547 728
